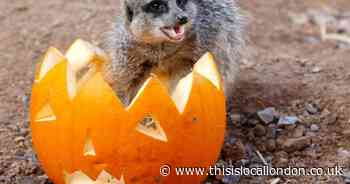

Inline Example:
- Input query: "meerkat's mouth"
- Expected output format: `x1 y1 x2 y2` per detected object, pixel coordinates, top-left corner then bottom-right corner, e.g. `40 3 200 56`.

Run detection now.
160 25 185 42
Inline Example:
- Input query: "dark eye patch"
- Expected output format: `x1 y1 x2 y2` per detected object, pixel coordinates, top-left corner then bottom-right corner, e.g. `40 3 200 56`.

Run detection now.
176 0 188 9
143 0 168 16
126 5 134 22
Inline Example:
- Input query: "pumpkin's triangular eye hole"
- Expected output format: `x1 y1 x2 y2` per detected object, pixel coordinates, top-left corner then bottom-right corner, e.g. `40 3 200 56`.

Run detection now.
83 135 96 157
35 103 56 123
136 115 168 142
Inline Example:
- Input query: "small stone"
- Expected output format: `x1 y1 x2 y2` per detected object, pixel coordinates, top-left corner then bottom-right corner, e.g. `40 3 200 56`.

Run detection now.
306 103 318 114
278 116 299 126
254 124 266 137
222 139 246 161
302 115 321 125
38 175 50 184
266 124 278 139
247 130 255 141
321 109 331 118
337 42 350 50
249 119 260 126
240 58 255 69
285 124 297 130
15 136 25 143
281 136 311 153
323 113 338 125
14 150 25 157
222 175 240 184
343 129 350 136
338 19 350 33
293 125 305 138
297 59 308 67
342 170 350 181
266 139 277 152
304 36 320 44
305 131 316 137
307 9 336 26
337 148 350 158
230 114 242 124
288 13 308 25
310 124 320 132
18 177 35 184
258 107 278 124
311 67 322 73
256 143 267 152
274 151 289 167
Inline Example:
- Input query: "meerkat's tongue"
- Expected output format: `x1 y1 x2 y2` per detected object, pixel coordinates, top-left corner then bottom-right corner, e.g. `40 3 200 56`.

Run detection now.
162 25 185 40
175 26 185 35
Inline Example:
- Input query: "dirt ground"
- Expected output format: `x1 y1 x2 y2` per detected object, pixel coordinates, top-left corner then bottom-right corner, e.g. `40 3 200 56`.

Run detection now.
1 0 350 183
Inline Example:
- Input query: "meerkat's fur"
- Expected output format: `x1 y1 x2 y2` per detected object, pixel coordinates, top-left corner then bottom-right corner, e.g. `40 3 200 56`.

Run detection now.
104 0 246 105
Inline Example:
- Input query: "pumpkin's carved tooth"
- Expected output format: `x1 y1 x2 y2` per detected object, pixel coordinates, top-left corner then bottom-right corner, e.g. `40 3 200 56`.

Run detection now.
64 170 94 184
35 103 56 122
64 170 123 184
136 115 168 142
96 171 124 184
66 39 109 73
66 64 78 100
127 78 152 110
83 136 96 157
193 52 221 89
65 39 110 101
171 73 193 113
76 65 99 90
36 47 65 83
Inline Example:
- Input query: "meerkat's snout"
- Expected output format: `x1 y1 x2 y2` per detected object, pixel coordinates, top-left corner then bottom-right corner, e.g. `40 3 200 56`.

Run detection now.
160 13 189 42
177 15 189 25
160 25 186 42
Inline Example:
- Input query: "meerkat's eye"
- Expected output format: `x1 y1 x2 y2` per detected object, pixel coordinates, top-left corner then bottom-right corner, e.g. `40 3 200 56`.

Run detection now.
143 0 168 15
176 0 188 9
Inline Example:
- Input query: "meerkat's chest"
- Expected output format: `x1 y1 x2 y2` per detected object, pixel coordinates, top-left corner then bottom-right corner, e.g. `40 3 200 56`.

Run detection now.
150 57 195 92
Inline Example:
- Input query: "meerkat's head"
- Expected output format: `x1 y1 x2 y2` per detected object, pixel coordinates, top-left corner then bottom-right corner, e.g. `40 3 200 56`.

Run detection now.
121 0 197 44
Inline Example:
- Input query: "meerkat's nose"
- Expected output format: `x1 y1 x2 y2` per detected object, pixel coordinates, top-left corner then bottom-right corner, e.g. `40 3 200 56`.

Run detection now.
177 15 188 25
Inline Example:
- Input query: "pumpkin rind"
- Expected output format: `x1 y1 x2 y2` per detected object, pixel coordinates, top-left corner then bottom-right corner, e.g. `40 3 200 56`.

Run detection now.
30 40 226 184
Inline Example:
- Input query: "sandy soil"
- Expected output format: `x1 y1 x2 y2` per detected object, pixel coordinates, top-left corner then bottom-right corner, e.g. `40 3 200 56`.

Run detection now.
0 0 350 183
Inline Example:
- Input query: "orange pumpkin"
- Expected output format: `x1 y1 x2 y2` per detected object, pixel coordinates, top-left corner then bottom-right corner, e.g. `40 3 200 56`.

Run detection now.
30 39 226 184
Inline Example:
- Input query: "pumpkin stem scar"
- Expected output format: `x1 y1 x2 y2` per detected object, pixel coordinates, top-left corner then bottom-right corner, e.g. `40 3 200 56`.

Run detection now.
35 103 56 122
136 115 168 142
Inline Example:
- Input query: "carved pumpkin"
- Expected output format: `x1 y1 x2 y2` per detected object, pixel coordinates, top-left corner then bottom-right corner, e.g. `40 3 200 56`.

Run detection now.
30 39 226 184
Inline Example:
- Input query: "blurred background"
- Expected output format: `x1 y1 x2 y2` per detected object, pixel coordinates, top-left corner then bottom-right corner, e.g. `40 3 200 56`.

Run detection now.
1 0 350 183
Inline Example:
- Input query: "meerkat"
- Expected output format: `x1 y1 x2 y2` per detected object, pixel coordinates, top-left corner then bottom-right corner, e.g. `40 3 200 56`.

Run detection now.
104 0 246 105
